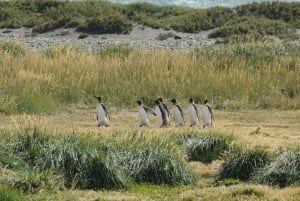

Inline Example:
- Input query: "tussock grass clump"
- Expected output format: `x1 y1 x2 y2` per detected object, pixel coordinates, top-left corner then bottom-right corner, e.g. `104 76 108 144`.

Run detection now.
0 41 25 57
15 131 128 190
10 170 64 193
95 45 134 59
219 148 271 181
108 138 194 185
253 148 300 188
173 133 231 163
0 185 27 201
231 188 265 199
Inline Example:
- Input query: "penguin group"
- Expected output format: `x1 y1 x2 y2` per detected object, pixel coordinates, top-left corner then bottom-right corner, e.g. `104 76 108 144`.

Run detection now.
95 96 214 128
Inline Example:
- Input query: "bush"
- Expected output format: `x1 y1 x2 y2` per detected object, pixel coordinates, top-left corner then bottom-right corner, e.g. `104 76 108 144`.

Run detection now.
219 148 271 181
208 16 297 41
253 149 300 187
32 18 70 33
77 15 132 34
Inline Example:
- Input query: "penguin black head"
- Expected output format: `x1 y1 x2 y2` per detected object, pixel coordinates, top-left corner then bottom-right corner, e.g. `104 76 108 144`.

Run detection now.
158 97 163 102
95 96 102 102
203 98 208 104
189 98 194 103
170 98 177 104
137 100 143 105
155 99 160 105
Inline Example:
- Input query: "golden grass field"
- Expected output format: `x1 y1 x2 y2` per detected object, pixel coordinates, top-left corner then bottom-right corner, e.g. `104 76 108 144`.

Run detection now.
1 108 300 201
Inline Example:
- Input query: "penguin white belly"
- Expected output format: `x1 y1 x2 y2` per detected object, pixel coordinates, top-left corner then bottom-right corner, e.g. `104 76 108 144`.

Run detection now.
188 105 198 126
172 107 185 126
138 107 149 126
202 106 212 127
96 105 109 126
154 106 164 127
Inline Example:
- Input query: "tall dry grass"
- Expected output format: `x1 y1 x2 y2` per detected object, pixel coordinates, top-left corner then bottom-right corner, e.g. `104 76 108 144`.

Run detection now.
0 42 299 114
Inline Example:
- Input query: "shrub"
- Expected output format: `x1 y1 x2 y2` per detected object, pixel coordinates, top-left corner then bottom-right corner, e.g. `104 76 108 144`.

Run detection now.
208 16 297 41
219 148 271 181
235 2 300 25
253 149 300 187
77 15 132 34
32 18 70 33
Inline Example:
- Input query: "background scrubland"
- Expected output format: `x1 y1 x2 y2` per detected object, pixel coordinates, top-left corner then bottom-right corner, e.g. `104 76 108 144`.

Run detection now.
0 0 299 42
1 1 300 201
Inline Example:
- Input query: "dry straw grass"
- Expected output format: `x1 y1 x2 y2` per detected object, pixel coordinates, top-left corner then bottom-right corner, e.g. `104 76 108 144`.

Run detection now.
1 43 299 114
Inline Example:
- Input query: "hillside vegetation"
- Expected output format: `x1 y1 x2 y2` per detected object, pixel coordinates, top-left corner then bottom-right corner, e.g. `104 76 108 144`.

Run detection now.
0 1 299 42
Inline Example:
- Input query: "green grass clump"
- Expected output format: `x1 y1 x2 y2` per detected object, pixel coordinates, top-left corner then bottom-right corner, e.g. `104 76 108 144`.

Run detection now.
173 133 231 163
231 188 265 199
15 131 128 190
219 148 271 181
10 170 64 194
95 45 134 59
218 178 241 187
253 148 300 188
0 41 25 57
108 139 194 185
0 185 27 201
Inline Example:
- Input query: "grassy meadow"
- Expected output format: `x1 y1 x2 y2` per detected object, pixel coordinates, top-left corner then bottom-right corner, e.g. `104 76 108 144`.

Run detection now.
0 39 300 200
0 1 300 199
0 42 299 114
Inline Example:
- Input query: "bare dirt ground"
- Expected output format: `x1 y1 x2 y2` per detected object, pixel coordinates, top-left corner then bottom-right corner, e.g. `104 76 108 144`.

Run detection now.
1 109 299 151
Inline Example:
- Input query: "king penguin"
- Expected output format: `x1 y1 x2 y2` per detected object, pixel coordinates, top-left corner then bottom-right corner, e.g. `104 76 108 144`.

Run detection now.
170 98 185 127
95 96 109 127
137 100 156 127
187 97 199 127
158 97 170 126
154 99 168 127
202 98 213 128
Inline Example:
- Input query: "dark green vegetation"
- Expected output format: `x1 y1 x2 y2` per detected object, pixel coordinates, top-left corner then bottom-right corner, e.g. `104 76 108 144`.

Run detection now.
2 129 300 200
0 1 299 41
